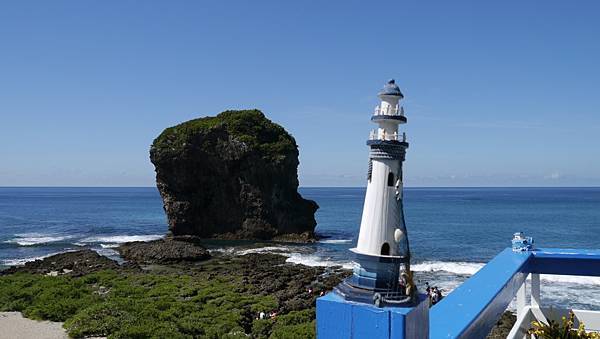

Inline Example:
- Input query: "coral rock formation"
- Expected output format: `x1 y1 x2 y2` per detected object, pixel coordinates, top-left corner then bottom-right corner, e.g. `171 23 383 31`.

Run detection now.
150 110 318 241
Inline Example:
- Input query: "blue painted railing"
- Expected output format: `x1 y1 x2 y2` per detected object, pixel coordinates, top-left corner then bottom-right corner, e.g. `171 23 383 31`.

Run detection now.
430 248 600 338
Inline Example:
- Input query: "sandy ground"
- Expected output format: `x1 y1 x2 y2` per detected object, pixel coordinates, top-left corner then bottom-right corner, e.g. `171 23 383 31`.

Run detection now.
0 312 68 339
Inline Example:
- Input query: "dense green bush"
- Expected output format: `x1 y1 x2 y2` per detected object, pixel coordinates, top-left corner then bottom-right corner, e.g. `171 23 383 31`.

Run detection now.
270 310 316 339
151 110 297 161
0 273 98 322
0 270 316 338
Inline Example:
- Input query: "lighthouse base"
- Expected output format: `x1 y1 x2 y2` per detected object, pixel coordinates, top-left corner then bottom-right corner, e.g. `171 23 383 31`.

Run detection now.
334 278 414 307
335 252 414 307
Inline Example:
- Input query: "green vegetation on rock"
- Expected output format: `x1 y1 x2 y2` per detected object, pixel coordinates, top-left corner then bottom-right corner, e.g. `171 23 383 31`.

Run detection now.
152 110 297 161
0 251 349 338
0 270 315 338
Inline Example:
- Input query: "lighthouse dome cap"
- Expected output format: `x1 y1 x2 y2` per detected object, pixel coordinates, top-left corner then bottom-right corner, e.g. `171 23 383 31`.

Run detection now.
378 79 404 98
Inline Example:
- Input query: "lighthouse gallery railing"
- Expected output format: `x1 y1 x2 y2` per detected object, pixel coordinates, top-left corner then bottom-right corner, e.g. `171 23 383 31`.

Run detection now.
374 105 405 116
369 130 407 142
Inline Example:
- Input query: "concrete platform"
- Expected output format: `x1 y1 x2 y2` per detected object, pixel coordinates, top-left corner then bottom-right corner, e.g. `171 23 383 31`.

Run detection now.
317 292 429 339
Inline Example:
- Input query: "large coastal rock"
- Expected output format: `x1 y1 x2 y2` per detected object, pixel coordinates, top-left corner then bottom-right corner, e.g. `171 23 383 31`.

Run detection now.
150 110 318 240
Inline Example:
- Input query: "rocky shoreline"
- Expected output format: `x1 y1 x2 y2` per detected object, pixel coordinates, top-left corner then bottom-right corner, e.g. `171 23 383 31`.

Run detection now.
0 249 124 277
0 238 349 338
0 240 515 338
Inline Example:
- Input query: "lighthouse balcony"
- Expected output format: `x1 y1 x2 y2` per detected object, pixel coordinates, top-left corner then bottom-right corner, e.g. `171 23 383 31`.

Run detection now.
374 104 404 116
369 130 407 143
372 105 407 123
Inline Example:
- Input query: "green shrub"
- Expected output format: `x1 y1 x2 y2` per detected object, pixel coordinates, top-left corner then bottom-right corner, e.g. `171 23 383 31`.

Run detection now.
0 270 296 338
152 110 297 161
252 319 274 339
0 273 97 322
270 310 316 339
529 310 600 338
273 309 315 326
270 321 315 339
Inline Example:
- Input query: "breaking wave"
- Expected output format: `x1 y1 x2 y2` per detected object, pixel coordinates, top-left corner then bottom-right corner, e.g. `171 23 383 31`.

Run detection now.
411 260 600 286
285 253 354 270
2 255 54 266
100 243 120 249
538 274 600 286
235 246 292 255
4 234 73 246
80 234 164 244
412 261 484 276
1 250 78 267
318 239 353 244
92 247 120 258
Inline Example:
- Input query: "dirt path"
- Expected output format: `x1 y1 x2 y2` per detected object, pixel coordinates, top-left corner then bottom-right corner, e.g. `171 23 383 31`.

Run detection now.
0 312 68 339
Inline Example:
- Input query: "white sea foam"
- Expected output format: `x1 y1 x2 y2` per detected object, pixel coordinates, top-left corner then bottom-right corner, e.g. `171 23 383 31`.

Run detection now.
319 239 353 244
236 246 292 255
285 253 354 270
81 234 164 244
210 246 294 256
92 248 120 257
538 274 600 286
208 247 237 255
2 255 53 266
4 234 72 246
412 261 600 287
100 243 119 248
412 261 485 276
1 250 77 267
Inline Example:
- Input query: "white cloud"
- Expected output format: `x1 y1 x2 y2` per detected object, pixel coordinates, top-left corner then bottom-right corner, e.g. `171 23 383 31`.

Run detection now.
544 171 561 180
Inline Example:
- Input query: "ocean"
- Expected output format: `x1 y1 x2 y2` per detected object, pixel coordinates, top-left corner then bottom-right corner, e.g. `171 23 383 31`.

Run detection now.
1 187 599 310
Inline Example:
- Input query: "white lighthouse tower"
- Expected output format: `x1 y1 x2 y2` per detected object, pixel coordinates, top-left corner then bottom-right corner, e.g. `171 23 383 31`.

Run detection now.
335 79 414 307
355 79 409 259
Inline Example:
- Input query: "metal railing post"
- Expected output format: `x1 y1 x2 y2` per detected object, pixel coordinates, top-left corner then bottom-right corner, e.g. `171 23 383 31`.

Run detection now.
531 273 540 308
516 275 528 320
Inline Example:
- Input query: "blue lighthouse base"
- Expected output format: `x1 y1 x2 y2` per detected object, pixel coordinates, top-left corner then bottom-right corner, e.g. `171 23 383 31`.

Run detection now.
316 292 429 339
336 251 413 306
348 252 405 290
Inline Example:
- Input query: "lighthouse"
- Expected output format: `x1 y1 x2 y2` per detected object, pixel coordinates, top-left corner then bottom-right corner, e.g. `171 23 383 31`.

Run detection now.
334 79 414 307
317 80 428 338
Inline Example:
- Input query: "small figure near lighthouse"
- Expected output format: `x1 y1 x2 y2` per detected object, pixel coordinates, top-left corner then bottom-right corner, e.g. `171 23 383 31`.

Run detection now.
334 79 415 307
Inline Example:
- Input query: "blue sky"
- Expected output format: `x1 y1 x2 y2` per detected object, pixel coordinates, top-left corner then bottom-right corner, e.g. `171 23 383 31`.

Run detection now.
1 1 599 187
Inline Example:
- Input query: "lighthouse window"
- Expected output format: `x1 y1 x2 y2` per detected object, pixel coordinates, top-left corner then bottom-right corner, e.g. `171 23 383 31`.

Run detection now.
387 172 394 186
380 243 390 255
